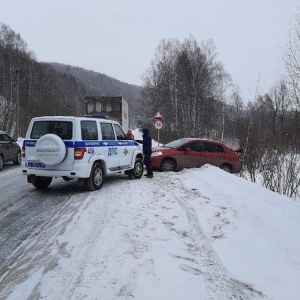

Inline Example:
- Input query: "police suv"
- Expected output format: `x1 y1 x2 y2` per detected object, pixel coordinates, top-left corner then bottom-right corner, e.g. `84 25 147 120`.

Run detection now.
22 116 144 190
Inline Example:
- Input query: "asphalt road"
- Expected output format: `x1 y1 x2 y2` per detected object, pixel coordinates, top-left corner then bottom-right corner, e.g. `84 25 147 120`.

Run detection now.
0 163 86 278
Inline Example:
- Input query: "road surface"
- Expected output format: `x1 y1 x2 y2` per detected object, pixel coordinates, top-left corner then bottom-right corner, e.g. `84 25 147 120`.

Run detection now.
0 163 267 300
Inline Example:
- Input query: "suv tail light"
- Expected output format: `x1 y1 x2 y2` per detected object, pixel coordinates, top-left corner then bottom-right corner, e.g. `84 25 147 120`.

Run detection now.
74 148 87 160
22 146 25 158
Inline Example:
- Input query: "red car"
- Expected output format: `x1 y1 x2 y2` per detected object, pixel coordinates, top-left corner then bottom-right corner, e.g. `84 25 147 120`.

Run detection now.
151 138 242 173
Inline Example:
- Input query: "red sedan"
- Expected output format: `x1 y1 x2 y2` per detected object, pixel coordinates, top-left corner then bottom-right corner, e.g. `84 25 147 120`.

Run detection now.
151 138 242 173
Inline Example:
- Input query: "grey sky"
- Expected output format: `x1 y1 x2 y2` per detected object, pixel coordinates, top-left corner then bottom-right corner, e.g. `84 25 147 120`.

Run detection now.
1 0 299 102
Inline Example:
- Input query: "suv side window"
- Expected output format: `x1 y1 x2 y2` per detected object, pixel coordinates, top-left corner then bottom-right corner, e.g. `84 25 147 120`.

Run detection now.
100 123 115 140
114 124 126 140
81 121 98 140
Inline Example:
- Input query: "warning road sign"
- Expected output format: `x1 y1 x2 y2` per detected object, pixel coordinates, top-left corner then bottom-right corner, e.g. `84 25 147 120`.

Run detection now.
154 111 163 119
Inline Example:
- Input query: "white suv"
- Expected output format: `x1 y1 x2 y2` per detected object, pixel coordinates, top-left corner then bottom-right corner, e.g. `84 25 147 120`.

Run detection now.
22 116 144 190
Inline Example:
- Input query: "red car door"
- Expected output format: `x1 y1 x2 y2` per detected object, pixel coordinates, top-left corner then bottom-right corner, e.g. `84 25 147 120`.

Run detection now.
203 142 225 167
176 142 206 169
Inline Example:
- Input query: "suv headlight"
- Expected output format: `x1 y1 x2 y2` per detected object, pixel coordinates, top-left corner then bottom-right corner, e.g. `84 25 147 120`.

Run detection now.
151 151 163 157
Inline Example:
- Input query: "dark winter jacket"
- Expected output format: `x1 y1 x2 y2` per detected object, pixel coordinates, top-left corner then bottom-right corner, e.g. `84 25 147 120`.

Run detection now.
138 128 152 156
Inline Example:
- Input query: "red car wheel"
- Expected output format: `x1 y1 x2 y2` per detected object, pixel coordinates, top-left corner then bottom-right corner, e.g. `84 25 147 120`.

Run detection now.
160 159 176 172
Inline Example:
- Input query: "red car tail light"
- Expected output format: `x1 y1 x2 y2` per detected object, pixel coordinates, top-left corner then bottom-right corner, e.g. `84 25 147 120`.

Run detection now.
22 146 25 158
74 148 87 160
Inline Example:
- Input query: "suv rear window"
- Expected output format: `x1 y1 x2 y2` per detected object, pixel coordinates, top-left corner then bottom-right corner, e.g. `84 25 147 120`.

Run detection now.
31 121 73 140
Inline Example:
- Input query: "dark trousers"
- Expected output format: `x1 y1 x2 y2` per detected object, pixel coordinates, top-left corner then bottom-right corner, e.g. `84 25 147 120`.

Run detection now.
144 155 153 174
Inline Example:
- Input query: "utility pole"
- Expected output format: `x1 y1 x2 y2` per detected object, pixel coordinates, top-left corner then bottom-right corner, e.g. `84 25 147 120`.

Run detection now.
16 69 19 139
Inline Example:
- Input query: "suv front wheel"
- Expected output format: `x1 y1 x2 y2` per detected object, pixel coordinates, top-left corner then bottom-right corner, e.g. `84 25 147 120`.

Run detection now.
127 158 144 179
85 162 104 191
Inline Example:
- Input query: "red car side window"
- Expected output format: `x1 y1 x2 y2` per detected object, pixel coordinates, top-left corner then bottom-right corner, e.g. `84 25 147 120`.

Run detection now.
205 143 224 153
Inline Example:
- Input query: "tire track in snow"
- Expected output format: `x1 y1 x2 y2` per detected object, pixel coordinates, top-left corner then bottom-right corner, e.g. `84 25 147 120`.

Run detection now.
152 173 266 300
0 188 102 299
0 189 84 287
0 172 268 299
40 191 114 300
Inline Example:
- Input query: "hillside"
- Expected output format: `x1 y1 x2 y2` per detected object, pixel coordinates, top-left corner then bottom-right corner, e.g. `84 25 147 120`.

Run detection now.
50 63 143 122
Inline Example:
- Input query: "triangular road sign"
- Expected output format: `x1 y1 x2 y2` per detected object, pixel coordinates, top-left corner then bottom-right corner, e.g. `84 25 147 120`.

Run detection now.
154 111 163 119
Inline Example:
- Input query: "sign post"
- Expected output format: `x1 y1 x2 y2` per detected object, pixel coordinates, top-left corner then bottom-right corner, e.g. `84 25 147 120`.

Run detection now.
137 115 141 128
153 111 164 146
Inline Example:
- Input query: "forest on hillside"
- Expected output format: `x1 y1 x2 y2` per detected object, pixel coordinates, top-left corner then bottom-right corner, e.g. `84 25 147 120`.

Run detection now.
50 63 143 123
0 23 142 138
0 23 86 136
1 16 300 200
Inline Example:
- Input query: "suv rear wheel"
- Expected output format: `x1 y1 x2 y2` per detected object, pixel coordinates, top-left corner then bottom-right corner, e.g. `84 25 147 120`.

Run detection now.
32 176 52 189
0 155 3 171
85 162 104 191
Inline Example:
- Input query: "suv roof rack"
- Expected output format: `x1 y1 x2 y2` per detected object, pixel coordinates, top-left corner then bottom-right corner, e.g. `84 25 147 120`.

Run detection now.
83 115 109 119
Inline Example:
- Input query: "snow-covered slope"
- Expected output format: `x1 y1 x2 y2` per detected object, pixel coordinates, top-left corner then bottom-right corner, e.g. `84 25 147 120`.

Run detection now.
3 129 300 299
1 162 299 300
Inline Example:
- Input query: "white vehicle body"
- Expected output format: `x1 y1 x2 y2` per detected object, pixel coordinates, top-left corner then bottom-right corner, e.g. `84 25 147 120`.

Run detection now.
22 116 144 190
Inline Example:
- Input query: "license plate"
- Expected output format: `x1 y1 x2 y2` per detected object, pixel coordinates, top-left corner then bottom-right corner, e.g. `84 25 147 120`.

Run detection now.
28 162 46 168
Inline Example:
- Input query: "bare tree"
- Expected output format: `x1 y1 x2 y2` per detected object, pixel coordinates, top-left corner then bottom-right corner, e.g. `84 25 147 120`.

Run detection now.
260 149 300 199
263 81 290 148
142 36 229 141
214 67 232 141
284 12 300 108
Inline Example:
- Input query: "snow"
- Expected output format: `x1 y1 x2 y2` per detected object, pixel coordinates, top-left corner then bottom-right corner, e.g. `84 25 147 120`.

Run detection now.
2 129 300 299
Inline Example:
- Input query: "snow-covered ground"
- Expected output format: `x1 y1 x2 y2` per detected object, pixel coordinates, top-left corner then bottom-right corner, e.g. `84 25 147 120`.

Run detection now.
1 130 299 300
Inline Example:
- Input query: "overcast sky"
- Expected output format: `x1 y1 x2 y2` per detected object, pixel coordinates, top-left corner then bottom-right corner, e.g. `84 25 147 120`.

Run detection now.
1 0 299 102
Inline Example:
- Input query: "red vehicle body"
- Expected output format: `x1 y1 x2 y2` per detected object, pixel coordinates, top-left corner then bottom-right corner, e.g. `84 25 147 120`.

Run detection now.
151 138 242 173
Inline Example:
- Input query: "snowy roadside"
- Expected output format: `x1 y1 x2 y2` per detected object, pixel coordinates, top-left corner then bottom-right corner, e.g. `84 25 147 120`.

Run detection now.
1 165 300 300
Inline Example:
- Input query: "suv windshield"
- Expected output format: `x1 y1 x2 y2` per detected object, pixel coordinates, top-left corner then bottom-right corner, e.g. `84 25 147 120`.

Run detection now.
31 121 73 140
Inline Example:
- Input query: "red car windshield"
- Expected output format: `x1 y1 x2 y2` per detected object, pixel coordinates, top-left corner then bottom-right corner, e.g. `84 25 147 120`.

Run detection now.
164 139 189 148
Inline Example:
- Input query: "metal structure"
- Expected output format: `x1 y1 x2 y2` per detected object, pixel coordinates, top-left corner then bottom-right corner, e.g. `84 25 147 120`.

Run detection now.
85 96 129 133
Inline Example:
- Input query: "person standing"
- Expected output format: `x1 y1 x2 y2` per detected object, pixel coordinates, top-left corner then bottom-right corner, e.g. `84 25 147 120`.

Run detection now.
126 129 135 140
136 128 153 178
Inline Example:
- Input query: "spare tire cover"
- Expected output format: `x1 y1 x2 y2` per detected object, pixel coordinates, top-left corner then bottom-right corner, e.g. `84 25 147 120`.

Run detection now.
35 134 66 166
